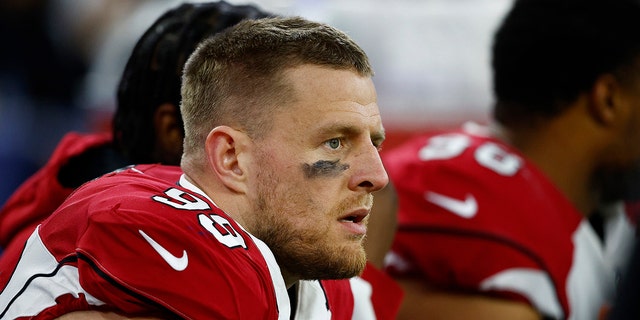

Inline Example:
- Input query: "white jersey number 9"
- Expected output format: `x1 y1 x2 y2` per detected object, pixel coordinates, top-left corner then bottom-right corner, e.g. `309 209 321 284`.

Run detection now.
418 133 521 176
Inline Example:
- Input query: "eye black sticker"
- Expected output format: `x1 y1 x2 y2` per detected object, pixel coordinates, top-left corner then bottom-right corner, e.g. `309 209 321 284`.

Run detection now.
303 160 350 178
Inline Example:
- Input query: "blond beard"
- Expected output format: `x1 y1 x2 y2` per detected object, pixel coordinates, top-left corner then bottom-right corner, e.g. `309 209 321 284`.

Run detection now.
255 213 367 280
250 162 367 280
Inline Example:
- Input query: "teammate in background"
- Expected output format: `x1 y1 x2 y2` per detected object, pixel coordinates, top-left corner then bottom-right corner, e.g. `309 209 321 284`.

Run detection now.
0 3 402 319
0 15 388 318
381 0 640 319
0 0 269 268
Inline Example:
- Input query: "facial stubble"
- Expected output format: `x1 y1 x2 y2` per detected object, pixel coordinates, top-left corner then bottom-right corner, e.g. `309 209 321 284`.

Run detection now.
250 159 367 280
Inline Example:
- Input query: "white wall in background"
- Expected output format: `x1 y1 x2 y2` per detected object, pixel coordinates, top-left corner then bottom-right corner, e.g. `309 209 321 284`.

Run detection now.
83 0 512 130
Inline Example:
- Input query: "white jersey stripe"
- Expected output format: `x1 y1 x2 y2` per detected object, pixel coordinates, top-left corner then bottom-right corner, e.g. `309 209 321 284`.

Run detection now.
350 276 376 320
566 220 617 320
480 268 563 319
0 227 105 319
295 280 332 320
246 233 291 319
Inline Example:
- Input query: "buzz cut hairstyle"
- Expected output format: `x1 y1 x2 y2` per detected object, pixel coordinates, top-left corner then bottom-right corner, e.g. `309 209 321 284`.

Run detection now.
180 16 373 160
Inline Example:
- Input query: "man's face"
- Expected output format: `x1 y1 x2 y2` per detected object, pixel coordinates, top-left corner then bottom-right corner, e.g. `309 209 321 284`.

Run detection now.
248 65 388 280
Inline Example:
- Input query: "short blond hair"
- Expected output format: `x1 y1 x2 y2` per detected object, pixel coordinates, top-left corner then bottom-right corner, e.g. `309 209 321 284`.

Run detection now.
180 16 373 170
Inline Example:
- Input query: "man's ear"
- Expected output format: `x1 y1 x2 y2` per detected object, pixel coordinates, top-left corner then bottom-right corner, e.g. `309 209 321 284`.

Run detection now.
590 74 622 126
204 126 249 194
154 103 183 165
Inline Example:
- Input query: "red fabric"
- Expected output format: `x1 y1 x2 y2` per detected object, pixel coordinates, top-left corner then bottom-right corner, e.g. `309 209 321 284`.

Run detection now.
320 279 355 320
360 263 404 320
0 132 112 290
624 201 640 226
0 132 111 249
0 132 403 318
383 128 584 318
2 165 280 319
2 165 380 319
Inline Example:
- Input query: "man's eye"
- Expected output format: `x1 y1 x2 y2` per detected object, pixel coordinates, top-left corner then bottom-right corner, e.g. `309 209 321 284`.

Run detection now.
326 138 341 150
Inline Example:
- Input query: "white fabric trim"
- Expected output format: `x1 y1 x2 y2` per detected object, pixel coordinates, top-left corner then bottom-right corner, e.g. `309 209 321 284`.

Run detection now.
0 227 105 319
350 276 376 320
601 202 635 270
179 174 219 207
295 280 332 320
566 220 616 320
249 234 292 319
180 174 292 319
480 268 563 319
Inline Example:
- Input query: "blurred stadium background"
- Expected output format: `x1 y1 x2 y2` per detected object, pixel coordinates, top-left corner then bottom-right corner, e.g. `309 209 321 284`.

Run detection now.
0 0 511 205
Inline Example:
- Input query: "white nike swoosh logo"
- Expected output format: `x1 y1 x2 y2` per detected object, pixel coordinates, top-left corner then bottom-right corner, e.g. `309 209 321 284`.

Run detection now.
139 230 188 271
425 192 478 218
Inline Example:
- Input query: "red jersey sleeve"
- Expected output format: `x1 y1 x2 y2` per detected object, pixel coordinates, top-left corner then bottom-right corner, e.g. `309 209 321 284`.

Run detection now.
39 167 281 319
359 262 403 320
383 130 584 318
0 133 111 259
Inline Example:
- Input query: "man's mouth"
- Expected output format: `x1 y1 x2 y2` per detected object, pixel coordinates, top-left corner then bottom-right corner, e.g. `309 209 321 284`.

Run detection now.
338 208 369 236
340 213 366 223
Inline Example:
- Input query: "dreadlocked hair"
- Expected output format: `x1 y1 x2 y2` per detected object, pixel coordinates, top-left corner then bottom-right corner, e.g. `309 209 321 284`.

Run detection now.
113 1 271 164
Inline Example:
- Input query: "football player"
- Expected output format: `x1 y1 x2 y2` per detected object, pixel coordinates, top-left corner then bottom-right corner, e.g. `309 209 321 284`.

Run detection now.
0 4 401 319
381 0 640 319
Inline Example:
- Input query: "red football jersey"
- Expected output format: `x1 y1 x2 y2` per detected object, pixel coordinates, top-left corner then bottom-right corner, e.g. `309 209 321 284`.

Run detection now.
383 124 636 319
0 133 402 319
0 132 111 262
0 165 345 319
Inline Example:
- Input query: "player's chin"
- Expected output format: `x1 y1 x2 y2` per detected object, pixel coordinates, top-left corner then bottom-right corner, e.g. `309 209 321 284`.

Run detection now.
334 245 368 277
333 233 366 258
306 245 367 279
340 253 367 278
